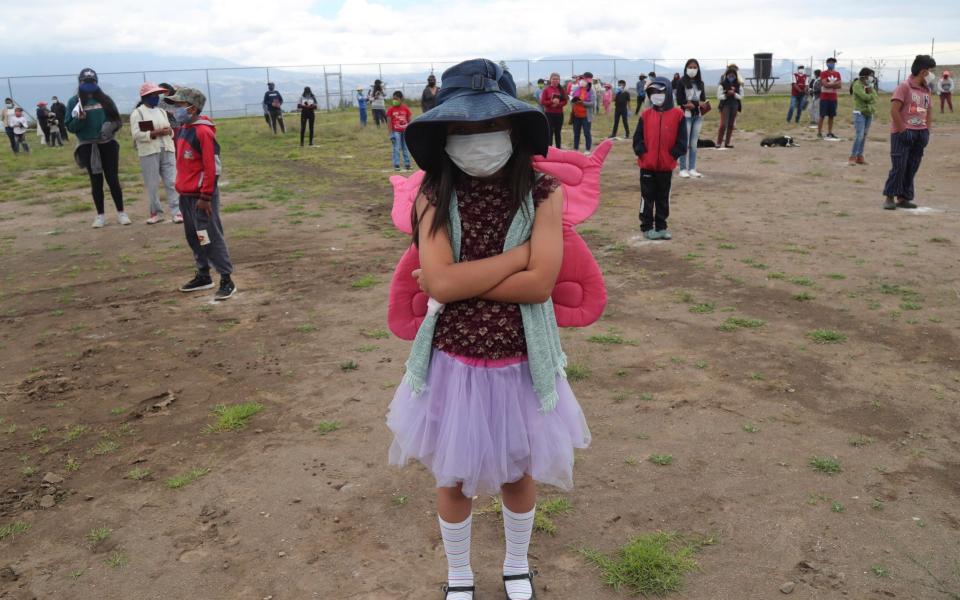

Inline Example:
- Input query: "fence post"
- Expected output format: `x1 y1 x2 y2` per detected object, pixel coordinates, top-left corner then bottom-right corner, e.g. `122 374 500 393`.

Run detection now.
266 67 270 83
613 59 617 82
570 59 575 77
338 65 343 110
323 65 331 111
526 60 530 95
205 69 213 117
142 72 147 83
379 63 383 81
6 78 13 103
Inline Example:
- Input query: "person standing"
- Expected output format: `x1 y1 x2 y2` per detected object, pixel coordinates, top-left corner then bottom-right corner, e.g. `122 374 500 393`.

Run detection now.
2 98 17 153
369 80 388 128
356 86 368 127
634 74 647 113
540 72 567 148
849 68 877 166
64 68 130 228
131 82 181 224
676 59 707 178
36 102 51 145
421 74 439 113
601 83 613 114
386 90 412 171
263 83 285 134
715 67 742 148
51 96 68 142
882 55 936 210
633 77 687 240
818 58 842 139
808 69 822 126
609 80 631 139
298 86 318 147
670 73 682 104
46 110 63 147
787 65 808 124
570 77 596 153
938 70 954 113
9 107 30 153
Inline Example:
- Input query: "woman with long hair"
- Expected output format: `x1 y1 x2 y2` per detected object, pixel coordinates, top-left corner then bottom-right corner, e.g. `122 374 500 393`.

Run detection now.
65 68 128 228
715 67 742 148
298 86 318 146
368 80 387 128
675 58 708 177
848 67 877 165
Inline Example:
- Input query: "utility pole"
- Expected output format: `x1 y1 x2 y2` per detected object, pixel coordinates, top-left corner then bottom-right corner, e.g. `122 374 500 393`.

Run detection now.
931 38 935 55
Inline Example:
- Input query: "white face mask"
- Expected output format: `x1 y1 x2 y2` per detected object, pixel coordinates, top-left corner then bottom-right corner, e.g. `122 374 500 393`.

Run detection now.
445 129 514 178
650 93 666 107
925 72 936 85
686 68 698 78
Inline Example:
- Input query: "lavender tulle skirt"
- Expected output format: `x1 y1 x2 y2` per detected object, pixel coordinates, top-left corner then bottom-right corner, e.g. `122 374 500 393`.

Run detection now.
387 350 591 497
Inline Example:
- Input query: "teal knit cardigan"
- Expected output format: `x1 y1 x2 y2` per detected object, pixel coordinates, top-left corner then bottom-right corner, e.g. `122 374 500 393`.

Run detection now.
401 186 568 412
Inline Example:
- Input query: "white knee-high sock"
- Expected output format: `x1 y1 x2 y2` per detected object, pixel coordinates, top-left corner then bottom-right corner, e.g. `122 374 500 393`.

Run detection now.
502 504 535 600
439 514 474 599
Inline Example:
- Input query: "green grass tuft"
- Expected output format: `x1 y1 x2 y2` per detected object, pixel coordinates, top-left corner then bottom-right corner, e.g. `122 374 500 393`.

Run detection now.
581 532 701 596
0 521 29 541
166 467 210 489
688 303 715 314
315 420 343 435
221 202 265 213
717 317 765 332
809 456 842 474
565 363 590 382
351 275 378 289
806 329 846 344
204 402 263 433
649 454 673 466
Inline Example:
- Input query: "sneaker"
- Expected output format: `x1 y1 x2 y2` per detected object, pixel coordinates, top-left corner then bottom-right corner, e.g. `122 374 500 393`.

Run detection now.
117 212 132 225
897 199 918 209
643 230 660 241
688 169 703 178
856 156 867 165
146 214 162 225
817 133 823 139
826 133 838 140
723 144 734 149
848 156 858 166
679 169 690 178
92 214 105 228
214 277 237 301
394 166 401 172
658 230 673 240
883 197 897 210
172 213 184 224
180 272 214 292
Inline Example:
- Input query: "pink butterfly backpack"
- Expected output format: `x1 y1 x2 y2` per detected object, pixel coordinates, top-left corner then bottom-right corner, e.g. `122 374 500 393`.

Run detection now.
387 139 613 340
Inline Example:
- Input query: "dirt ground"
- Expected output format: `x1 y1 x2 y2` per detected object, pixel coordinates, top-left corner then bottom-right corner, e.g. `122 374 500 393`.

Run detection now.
1 114 959 600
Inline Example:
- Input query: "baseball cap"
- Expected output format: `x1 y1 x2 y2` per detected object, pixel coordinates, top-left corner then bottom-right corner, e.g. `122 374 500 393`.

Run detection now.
163 87 206 111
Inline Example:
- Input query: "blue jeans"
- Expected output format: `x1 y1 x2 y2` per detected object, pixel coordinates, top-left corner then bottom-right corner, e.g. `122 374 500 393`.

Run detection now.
359 106 367 126
851 113 872 157
678 115 703 171
572 117 592 151
787 95 804 122
391 131 410 168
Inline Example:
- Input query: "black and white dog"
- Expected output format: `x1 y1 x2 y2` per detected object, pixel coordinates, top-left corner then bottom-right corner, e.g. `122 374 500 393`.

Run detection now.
760 135 798 147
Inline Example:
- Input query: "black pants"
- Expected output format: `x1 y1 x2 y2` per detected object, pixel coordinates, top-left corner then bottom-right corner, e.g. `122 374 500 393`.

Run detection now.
639 169 672 232
546 112 564 148
268 108 285 134
180 190 233 276
611 107 630 137
882 129 929 201
77 141 124 214
4 127 14 152
39 124 51 145
372 108 387 128
635 95 645 114
300 111 315 145
59 123 69 141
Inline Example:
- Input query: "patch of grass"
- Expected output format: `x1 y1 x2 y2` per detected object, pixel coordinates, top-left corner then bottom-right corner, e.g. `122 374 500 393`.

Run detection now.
900 301 922 311
166 467 210 489
64 424 89 442
565 363 590 382
91 440 119 455
54 201 91 216
203 402 264 433
86 527 111 546
649 454 673 466
104 551 128 568
793 292 815 301
31 426 49 441
126 468 151 481
831 501 845 513
809 456 842 475
871 565 889 578
221 202 265 213
807 329 846 344
718 243 737 250
340 360 358 371
581 532 701 596
391 493 409 506
315 421 342 435
689 303 715 314
361 328 390 339
351 275 378 289
694 360 708 369
65 456 81 471
295 323 317 333
825 273 846 280
0 521 30 541
849 435 876 447
717 317 765 332
742 423 760 433
790 276 814 287
587 332 633 345
767 271 786 280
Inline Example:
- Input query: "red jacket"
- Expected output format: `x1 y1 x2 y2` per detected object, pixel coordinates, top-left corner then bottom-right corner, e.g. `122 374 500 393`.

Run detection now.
634 106 685 172
540 84 568 114
791 73 808 97
175 117 218 200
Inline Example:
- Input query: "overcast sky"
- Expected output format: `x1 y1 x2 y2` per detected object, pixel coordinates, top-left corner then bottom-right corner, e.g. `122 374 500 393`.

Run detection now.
4 0 959 70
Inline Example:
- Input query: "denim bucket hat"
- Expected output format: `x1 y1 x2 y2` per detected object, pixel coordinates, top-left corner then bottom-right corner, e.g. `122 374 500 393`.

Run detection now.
405 58 549 170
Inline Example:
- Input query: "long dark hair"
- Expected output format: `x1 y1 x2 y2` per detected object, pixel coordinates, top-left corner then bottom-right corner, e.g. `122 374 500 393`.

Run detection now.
850 67 875 94
373 80 384 96
79 87 120 122
302 86 315 100
412 124 535 245
681 58 703 85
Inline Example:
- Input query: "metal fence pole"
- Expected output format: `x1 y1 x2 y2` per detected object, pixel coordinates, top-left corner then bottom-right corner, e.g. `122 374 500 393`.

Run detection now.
378 63 383 81
571 59 575 77
6 78 12 102
205 69 213 116
338 65 343 110
142 72 147 83
526 60 530 94
323 66 330 111
613 59 617 82
266 67 270 83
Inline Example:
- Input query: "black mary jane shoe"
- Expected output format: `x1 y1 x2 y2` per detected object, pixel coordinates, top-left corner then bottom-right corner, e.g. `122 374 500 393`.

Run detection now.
503 572 536 600
442 583 476 598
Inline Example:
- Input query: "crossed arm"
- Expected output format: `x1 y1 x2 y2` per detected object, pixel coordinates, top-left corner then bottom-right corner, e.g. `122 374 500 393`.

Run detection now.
413 186 564 305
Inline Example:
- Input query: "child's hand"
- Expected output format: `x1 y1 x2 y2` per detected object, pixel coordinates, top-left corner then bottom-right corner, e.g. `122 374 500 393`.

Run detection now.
412 268 428 294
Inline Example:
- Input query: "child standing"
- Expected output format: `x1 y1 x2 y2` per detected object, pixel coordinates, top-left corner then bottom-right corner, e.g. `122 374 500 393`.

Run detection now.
10 107 30 153
164 87 236 301
938 71 954 113
47 111 63 147
818 57 842 139
570 76 596 152
386 90 412 171
882 55 936 211
539 72 567 148
297 87 317 147
391 58 591 600
633 77 687 240
609 80 631 139
356 86 368 127
787 65 808 124
849 68 877 165
715 68 742 148
601 83 613 114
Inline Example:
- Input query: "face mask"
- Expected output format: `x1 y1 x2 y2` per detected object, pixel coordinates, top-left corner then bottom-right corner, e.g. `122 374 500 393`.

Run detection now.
174 106 192 124
925 72 936 85
686 68 698 78
79 82 99 93
618 85 625 91
650 93 666 107
143 95 160 108
392 99 401 106
798 69 804 74
445 130 513 178
726 75 736 83
4 102 11 108
826 64 835 71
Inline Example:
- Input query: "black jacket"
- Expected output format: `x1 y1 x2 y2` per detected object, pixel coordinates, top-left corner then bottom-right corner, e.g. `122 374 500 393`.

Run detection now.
51 101 66 120
675 78 707 116
719 77 742 111
613 88 631 111
421 86 438 112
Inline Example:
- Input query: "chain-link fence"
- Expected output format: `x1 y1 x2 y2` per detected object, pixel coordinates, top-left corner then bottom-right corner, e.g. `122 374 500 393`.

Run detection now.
5 53 959 122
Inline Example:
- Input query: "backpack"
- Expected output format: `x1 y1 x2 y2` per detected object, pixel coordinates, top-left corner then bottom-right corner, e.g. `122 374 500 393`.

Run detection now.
178 122 221 177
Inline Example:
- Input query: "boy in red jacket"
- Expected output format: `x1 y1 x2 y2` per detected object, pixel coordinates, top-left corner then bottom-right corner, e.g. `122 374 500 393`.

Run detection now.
632 77 687 240
164 87 236 300
386 90 412 171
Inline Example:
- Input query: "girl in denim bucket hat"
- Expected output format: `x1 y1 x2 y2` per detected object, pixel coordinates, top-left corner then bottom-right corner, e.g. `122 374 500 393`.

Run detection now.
387 58 590 600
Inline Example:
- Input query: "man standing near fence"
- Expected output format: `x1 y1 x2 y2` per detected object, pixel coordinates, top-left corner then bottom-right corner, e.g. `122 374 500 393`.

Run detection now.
262 83 285 134
787 66 807 124
51 96 68 142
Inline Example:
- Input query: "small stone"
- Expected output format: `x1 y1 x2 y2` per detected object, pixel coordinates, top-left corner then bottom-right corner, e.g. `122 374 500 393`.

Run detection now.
254 428 264 434
780 582 796 594
292 498 302 504
42 472 64 484
84 495 95 501
278 551 286 558
39 495 56 508
333 516 340 523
